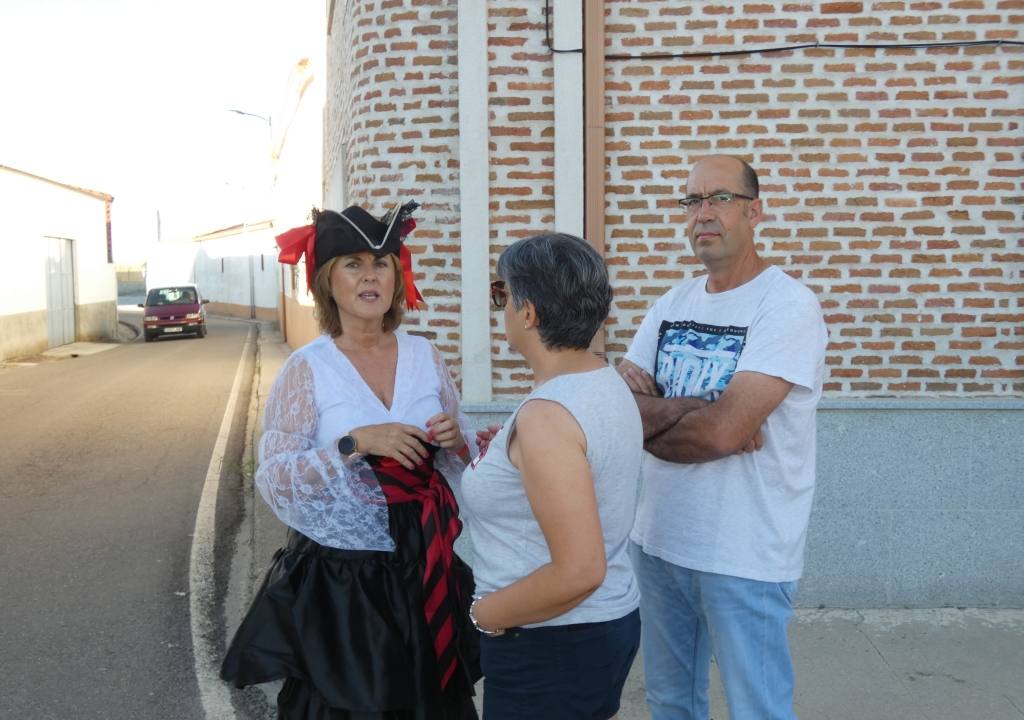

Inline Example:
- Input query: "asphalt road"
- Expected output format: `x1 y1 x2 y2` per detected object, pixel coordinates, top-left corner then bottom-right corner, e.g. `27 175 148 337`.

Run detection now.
0 314 253 719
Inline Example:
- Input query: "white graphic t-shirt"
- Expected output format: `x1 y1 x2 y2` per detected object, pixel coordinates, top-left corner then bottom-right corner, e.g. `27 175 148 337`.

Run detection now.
625 266 828 582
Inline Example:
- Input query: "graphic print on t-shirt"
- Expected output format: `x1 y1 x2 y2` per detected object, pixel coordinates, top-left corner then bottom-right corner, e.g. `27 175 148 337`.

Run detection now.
655 320 748 400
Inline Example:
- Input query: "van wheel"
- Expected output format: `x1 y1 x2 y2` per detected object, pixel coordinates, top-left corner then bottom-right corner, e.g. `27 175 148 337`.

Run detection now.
198 325 207 338
144 333 154 343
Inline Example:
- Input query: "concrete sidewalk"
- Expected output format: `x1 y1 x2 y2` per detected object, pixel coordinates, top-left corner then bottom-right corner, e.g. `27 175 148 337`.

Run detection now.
225 325 1024 720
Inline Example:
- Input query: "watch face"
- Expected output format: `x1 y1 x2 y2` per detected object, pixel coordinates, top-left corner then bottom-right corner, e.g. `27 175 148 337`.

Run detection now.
337 435 357 455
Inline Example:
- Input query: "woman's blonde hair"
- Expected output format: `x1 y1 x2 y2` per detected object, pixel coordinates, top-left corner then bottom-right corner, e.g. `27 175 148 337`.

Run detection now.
311 254 407 337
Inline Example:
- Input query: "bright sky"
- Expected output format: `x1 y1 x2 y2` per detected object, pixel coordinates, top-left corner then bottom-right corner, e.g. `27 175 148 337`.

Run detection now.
0 0 301 262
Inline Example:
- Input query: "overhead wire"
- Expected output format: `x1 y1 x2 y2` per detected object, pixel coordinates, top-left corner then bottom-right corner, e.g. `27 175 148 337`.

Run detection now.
543 0 1024 59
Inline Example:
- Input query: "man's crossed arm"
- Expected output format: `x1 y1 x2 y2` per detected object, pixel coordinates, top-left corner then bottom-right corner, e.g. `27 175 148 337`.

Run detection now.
618 359 792 464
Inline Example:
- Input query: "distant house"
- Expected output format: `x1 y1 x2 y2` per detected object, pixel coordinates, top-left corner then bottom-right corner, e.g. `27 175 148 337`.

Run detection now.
0 164 118 361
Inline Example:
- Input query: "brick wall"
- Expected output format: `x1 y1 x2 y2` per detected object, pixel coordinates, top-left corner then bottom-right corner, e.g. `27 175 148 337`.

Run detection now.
324 1 1022 398
486 2 558 396
325 0 465 365
602 0 1023 396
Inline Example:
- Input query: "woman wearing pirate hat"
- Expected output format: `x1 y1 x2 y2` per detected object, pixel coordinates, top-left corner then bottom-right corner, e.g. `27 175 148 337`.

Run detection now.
221 202 481 718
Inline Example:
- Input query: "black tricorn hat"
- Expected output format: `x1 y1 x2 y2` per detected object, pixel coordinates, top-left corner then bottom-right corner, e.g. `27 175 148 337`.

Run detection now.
312 205 403 271
276 201 424 309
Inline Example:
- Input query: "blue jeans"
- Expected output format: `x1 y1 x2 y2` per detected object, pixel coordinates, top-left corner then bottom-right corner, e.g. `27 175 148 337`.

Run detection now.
630 543 798 720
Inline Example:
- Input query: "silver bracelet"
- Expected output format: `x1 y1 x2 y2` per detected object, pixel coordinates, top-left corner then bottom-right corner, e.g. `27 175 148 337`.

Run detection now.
469 595 505 637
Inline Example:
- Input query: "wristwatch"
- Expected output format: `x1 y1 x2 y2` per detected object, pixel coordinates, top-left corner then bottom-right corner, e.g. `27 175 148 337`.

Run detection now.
469 595 505 637
337 434 359 456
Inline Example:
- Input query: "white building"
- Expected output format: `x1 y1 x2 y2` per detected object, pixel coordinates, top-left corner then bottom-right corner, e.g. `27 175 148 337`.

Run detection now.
192 221 280 322
0 164 118 361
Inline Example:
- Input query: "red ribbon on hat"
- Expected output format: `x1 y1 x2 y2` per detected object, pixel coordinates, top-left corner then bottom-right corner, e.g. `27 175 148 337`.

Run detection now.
398 217 424 310
400 243 425 311
275 224 317 291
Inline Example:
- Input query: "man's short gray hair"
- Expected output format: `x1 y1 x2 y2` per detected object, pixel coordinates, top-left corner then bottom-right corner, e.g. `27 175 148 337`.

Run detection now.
497 233 612 351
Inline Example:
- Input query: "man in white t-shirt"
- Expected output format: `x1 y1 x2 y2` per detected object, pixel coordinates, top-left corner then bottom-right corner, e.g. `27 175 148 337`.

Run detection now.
619 155 827 720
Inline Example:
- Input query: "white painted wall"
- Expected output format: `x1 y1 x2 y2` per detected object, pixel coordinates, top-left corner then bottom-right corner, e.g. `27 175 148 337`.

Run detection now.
552 0 584 238
273 64 323 226
192 228 280 311
0 168 115 317
267 0 325 317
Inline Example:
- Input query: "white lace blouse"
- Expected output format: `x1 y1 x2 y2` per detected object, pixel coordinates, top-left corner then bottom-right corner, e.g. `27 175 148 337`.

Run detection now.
254 331 475 551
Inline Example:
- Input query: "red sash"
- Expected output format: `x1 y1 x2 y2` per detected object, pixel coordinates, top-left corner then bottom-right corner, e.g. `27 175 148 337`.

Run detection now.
368 455 463 689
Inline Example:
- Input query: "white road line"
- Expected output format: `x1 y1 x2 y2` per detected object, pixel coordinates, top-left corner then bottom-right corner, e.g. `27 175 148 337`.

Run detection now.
190 325 253 719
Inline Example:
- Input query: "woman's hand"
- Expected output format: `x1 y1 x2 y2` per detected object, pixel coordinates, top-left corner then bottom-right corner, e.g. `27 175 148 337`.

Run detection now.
349 423 430 469
426 412 468 457
475 424 502 456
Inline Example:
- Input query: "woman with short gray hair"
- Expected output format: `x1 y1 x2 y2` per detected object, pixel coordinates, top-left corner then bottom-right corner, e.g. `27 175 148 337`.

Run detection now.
461 233 644 719
494 232 614 350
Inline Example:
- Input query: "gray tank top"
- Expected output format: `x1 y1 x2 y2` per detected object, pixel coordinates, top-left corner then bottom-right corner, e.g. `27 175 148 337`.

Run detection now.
461 365 643 626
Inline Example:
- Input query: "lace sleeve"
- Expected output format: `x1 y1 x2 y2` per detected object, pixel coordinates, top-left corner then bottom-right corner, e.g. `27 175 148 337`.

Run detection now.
254 354 395 551
430 344 476 490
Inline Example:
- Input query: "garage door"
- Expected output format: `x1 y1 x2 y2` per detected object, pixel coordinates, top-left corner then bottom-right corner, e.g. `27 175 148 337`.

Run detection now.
46 237 75 348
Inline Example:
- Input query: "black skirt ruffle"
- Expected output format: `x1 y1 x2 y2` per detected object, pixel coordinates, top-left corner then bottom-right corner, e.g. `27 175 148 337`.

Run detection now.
221 501 480 719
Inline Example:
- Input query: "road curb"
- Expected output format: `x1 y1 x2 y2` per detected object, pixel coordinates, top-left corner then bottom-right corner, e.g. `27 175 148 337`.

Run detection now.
222 323 283 719
223 324 261 656
117 319 140 342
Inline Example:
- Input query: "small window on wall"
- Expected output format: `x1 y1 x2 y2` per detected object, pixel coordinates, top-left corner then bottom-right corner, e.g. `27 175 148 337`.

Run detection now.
221 258 225 273
261 255 265 271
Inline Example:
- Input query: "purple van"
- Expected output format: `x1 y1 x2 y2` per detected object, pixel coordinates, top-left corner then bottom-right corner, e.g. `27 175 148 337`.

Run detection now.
139 284 209 342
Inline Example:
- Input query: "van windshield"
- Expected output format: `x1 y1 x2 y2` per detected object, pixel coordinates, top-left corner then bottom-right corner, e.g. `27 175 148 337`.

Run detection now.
147 287 197 306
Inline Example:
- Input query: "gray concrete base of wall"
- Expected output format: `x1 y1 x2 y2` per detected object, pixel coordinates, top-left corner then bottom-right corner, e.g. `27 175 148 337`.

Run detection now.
0 301 118 361
0 308 49 361
803 400 1023 608
77 300 117 342
464 400 1024 608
